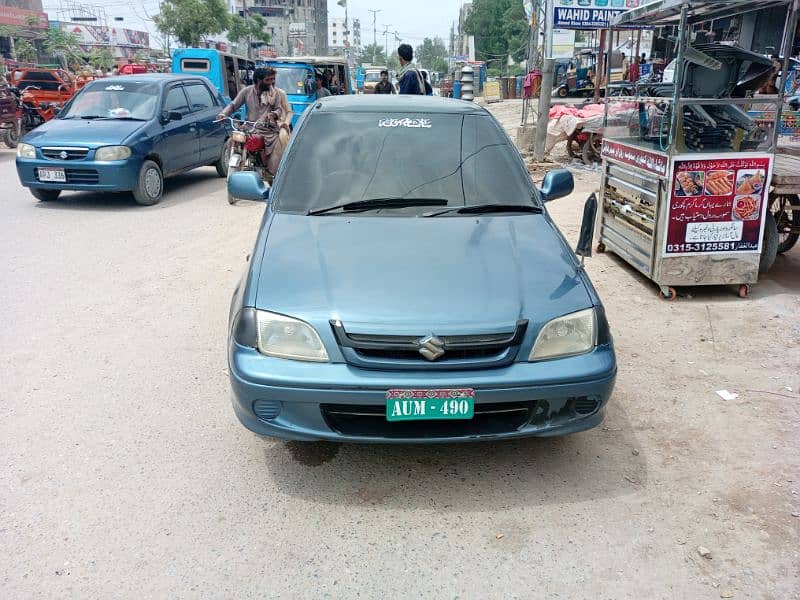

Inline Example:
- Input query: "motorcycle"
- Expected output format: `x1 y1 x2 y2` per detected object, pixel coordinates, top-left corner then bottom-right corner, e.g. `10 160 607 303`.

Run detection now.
217 116 272 205
2 85 64 148
0 87 16 148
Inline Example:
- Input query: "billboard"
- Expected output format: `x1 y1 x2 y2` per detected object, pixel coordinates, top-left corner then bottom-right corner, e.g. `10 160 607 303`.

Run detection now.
0 5 48 28
59 23 149 48
552 0 641 29
288 22 307 39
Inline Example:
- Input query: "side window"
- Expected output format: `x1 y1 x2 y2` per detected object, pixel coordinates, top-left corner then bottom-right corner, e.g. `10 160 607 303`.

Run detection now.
184 83 216 112
163 86 190 116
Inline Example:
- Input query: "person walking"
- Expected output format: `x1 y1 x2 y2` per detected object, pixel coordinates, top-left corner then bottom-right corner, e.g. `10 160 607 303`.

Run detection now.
374 70 395 94
397 44 423 95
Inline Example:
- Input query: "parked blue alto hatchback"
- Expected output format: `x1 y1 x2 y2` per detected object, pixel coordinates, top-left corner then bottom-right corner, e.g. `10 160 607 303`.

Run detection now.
15 74 229 205
227 95 616 443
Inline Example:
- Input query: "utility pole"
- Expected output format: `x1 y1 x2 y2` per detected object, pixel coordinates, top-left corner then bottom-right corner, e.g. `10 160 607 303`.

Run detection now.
368 8 381 65
533 0 554 160
382 25 392 64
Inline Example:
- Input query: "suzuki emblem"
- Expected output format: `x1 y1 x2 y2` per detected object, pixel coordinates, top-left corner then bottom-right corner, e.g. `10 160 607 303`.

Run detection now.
418 335 445 361
59 151 68 159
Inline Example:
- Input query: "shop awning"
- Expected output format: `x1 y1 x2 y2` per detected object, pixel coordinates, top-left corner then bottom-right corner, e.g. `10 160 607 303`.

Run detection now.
611 0 791 27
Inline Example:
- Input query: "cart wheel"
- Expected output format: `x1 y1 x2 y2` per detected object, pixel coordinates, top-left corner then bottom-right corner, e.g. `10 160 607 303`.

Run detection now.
738 284 750 299
566 131 582 158
596 242 606 253
770 193 800 254
659 287 677 301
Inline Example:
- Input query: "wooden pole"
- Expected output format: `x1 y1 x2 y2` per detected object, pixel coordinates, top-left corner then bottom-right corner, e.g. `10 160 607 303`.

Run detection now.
594 29 606 102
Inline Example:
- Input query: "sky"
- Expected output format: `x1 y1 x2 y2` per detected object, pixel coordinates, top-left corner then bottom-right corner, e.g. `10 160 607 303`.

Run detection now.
40 0 465 52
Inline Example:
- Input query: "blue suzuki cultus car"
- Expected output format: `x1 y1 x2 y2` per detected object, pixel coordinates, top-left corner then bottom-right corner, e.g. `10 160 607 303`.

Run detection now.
227 95 616 443
15 74 229 205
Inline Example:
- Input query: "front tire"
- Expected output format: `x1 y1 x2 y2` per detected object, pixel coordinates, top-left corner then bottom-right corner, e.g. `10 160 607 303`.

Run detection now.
30 188 60 202
3 128 19 149
132 160 163 206
759 212 779 274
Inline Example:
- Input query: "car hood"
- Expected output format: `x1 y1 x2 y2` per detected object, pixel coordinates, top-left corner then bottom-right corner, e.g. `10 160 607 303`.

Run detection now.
23 118 146 147
255 213 592 332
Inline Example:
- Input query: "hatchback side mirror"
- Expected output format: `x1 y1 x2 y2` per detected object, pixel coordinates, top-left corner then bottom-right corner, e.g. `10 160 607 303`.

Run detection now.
540 168 574 202
160 110 183 124
228 171 270 202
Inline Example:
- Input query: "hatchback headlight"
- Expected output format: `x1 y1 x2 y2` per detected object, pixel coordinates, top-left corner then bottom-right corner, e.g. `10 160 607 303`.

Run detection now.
231 309 329 362
95 145 131 161
529 308 596 361
17 143 35 159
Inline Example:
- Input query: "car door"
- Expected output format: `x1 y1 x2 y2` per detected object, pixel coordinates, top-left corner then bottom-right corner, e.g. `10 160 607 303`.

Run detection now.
184 81 226 165
157 84 198 175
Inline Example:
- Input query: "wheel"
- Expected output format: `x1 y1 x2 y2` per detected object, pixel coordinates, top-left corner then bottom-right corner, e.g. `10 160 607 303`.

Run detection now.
132 160 163 206
557 87 568 98
596 242 606 253
3 128 19 149
738 284 750 298
215 139 230 178
659 287 677 301
30 188 60 202
770 193 800 253
759 212 779 273
566 131 582 158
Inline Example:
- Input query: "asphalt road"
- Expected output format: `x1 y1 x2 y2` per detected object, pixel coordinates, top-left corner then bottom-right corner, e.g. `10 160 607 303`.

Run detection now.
1 146 798 598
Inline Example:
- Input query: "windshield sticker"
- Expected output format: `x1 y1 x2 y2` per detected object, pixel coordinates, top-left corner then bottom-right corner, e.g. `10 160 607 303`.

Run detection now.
105 85 125 91
378 117 432 129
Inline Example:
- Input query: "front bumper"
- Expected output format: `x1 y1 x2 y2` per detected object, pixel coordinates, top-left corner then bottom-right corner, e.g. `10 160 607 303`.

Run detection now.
229 342 617 443
16 155 140 192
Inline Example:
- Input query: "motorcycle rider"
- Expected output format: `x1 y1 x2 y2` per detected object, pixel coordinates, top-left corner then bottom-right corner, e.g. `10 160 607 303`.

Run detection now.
217 67 292 178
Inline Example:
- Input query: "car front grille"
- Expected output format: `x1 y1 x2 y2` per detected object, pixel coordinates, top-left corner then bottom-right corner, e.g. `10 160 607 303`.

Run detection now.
41 147 90 160
34 168 99 184
331 320 528 370
321 402 535 438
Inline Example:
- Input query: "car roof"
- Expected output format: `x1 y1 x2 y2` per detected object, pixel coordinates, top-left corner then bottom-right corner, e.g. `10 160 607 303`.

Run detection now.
314 95 488 114
86 74 213 86
272 56 348 65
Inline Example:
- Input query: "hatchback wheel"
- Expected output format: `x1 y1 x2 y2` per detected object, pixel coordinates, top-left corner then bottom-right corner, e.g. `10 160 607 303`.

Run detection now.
215 140 230 178
132 160 163 206
30 188 60 202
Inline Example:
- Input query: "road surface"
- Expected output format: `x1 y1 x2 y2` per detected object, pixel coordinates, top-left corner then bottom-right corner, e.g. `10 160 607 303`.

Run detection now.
0 138 798 598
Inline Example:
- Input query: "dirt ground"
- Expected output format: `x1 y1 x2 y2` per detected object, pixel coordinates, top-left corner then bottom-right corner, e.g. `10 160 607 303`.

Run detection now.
0 100 798 599
485 98 800 598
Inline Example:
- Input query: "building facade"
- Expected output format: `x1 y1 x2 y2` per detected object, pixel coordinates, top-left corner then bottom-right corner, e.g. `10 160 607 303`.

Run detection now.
249 0 327 57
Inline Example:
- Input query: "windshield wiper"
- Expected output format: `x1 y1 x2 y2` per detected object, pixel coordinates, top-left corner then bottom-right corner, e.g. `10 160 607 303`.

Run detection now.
307 197 448 216
78 115 103 120
94 116 146 121
423 203 543 217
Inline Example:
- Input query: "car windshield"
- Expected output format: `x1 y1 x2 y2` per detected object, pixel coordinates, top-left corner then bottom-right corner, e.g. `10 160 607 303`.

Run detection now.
275 67 312 96
274 111 537 215
365 72 382 82
60 81 160 120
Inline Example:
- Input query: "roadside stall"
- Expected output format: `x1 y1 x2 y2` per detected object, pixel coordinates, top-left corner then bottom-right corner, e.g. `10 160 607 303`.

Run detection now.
596 0 791 299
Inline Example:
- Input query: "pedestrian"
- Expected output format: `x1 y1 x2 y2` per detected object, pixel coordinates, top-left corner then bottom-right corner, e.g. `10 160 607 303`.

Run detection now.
621 53 628 81
629 56 640 83
314 73 331 99
640 53 646 65
374 69 395 94
396 43 423 95
421 70 433 96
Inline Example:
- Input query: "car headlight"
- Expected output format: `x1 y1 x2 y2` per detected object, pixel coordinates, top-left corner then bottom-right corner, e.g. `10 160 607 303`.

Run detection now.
529 308 596 361
233 308 329 362
95 146 131 161
17 143 35 159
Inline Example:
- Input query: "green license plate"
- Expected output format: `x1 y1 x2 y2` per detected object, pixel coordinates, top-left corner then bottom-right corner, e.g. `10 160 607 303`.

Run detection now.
386 389 474 421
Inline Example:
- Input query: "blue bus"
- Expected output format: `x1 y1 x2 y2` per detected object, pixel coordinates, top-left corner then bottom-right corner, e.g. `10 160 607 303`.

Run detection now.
172 48 256 110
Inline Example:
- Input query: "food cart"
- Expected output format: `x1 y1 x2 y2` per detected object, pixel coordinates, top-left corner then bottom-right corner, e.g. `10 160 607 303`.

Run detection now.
596 0 792 299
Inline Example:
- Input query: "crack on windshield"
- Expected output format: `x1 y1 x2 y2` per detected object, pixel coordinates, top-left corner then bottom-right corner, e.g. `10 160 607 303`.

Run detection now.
359 130 391 201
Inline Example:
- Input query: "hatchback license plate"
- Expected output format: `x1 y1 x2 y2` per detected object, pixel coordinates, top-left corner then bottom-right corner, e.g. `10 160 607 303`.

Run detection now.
386 389 474 421
38 167 66 182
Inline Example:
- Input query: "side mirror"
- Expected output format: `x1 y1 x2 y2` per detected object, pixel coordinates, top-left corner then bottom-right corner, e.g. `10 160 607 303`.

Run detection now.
160 110 183 124
540 168 574 203
228 171 270 202
575 192 598 264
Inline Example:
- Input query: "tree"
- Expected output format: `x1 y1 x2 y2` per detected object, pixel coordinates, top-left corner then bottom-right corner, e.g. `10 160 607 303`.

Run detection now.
87 47 116 71
154 0 229 48
14 38 37 64
415 37 447 71
359 43 387 66
44 28 82 68
465 0 528 65
227 13 270 58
